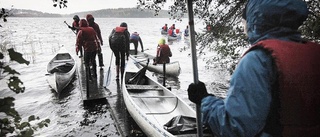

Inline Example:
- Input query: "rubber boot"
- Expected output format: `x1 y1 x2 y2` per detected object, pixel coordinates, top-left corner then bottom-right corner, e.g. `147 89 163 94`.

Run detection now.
98 53 104 67
120 66 125 81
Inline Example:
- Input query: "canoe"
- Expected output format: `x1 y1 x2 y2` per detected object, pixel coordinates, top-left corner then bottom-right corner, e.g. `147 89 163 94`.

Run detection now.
122 57 211 136
46 46 76 93
161 29 168 35
130 51 181 77
167 34 181 41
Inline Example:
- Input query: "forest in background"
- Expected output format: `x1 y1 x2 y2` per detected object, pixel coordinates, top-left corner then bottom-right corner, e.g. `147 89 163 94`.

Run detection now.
9 8 171 18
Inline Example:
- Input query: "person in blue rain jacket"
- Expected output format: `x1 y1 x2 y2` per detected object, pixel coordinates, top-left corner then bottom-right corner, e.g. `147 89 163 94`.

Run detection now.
187 0 320 136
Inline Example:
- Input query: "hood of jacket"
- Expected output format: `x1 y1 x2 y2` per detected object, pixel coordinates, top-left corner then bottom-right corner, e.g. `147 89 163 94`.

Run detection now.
245 0 309 44
79 19 88 27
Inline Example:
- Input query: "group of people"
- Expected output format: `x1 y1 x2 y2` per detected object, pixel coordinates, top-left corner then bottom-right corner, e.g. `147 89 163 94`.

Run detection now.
161 23 189 37
188 0 320 136
67 0 320 136
65 1 320 136
68 14 172 80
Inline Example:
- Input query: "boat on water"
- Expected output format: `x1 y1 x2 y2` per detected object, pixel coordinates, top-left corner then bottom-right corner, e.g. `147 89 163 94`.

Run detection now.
130 51 181 77
167 34 182 41
161 29 168 35
46 46 76 93
122 57 211 136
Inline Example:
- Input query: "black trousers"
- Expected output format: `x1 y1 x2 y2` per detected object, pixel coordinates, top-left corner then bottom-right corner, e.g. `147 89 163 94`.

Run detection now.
84 51 97 76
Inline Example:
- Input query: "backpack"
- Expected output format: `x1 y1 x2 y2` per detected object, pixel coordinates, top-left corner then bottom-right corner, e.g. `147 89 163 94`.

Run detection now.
110 27 126 49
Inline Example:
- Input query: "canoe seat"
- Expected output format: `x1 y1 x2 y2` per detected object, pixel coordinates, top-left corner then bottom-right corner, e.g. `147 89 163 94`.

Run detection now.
126 84 163 91
131 95 176 98
53 59 73 63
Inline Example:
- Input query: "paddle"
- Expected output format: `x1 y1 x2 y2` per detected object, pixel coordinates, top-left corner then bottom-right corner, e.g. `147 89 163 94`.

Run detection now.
64 21 76 35
186 0 203 136
103 53 113 88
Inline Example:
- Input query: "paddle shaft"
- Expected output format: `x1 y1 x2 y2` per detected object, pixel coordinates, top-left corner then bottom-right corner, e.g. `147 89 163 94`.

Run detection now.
186 0 203 137
64 21 77 35
105 52 113 87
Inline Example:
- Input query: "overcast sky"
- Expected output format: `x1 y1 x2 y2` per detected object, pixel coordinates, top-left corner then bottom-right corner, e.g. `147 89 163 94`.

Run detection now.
1 0 168 14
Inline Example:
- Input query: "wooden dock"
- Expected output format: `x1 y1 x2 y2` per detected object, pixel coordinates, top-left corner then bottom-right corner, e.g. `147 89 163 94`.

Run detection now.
77 58 107 105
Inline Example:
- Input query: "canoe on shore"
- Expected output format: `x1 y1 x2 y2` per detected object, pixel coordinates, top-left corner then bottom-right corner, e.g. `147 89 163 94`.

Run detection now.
46 46 76 93
122 57 212 136
130 51 181 77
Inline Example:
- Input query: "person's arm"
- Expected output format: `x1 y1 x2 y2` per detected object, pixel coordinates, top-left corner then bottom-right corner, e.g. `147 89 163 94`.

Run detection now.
95 24 103 45
201 49 275 137
76 30 83 54
139 37 144 52
125 30 130 59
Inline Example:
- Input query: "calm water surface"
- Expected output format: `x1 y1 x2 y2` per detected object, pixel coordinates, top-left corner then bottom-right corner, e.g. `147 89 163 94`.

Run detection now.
0 18 229 137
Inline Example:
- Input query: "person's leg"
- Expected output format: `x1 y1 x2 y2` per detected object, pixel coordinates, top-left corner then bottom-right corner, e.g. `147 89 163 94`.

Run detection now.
79 46 83 57
113 49 120 79
134 41 138 55
98 50 104 68
90 51 97 77
120 50 126 80
84 52 92 80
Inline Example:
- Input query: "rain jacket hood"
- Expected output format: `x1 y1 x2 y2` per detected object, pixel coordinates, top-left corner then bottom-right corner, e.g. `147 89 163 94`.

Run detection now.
245 0 309 44
79 19 88 27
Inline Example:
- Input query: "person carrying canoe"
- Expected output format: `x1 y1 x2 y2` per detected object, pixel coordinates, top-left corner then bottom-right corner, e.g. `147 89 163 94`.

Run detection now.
109 22 130 80
153 38 172 65
129 32 144 55
187 0 320 136
86 14 104 69
76 19 101 79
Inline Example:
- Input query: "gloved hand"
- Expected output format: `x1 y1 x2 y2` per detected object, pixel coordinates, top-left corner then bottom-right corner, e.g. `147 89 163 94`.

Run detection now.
188 81 209 105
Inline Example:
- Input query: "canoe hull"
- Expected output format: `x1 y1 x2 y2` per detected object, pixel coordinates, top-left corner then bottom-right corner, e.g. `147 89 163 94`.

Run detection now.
131 51 181 77
46 46 76 93
122 57 197 136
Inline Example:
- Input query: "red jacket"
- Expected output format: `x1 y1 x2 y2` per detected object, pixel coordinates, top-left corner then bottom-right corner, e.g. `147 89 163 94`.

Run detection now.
155 44 172 64
76 19 100 52
252 39 320 136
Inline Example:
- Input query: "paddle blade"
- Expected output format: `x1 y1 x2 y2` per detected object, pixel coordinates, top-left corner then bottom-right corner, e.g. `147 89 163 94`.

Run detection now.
103 67 112 87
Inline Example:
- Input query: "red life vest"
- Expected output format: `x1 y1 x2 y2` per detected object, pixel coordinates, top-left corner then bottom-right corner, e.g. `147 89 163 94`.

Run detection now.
115 26 126 32
156 44 172 64
248 39 320 136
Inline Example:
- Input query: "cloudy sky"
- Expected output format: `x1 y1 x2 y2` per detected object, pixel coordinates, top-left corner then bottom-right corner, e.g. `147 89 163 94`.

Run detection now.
1 0 167 14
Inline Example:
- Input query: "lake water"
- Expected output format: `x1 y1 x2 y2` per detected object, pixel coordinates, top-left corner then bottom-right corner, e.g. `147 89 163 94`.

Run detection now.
0 18 229 137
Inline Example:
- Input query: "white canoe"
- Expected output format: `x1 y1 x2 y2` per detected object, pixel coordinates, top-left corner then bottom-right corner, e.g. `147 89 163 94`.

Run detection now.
46 46 76 93
167 34 182 41
161 29 168 35
130 51 181 77
122 57 211 136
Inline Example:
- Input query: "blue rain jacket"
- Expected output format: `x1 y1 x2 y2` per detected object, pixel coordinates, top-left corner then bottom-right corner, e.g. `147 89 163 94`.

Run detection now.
201 0 308 136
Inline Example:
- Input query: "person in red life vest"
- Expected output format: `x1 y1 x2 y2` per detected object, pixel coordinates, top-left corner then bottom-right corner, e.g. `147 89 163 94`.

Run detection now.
206 24 212 32
109 22 130 80
86 14 104 69
129 32 144 55
76 19 101 79
68 15 83 57
187 0 320 136
153 38 172 65
168 24 177 37
162 24 168 32
69 15 80 34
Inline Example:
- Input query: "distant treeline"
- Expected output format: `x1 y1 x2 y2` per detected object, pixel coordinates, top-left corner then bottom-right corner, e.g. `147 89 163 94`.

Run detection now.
10 8 171 18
